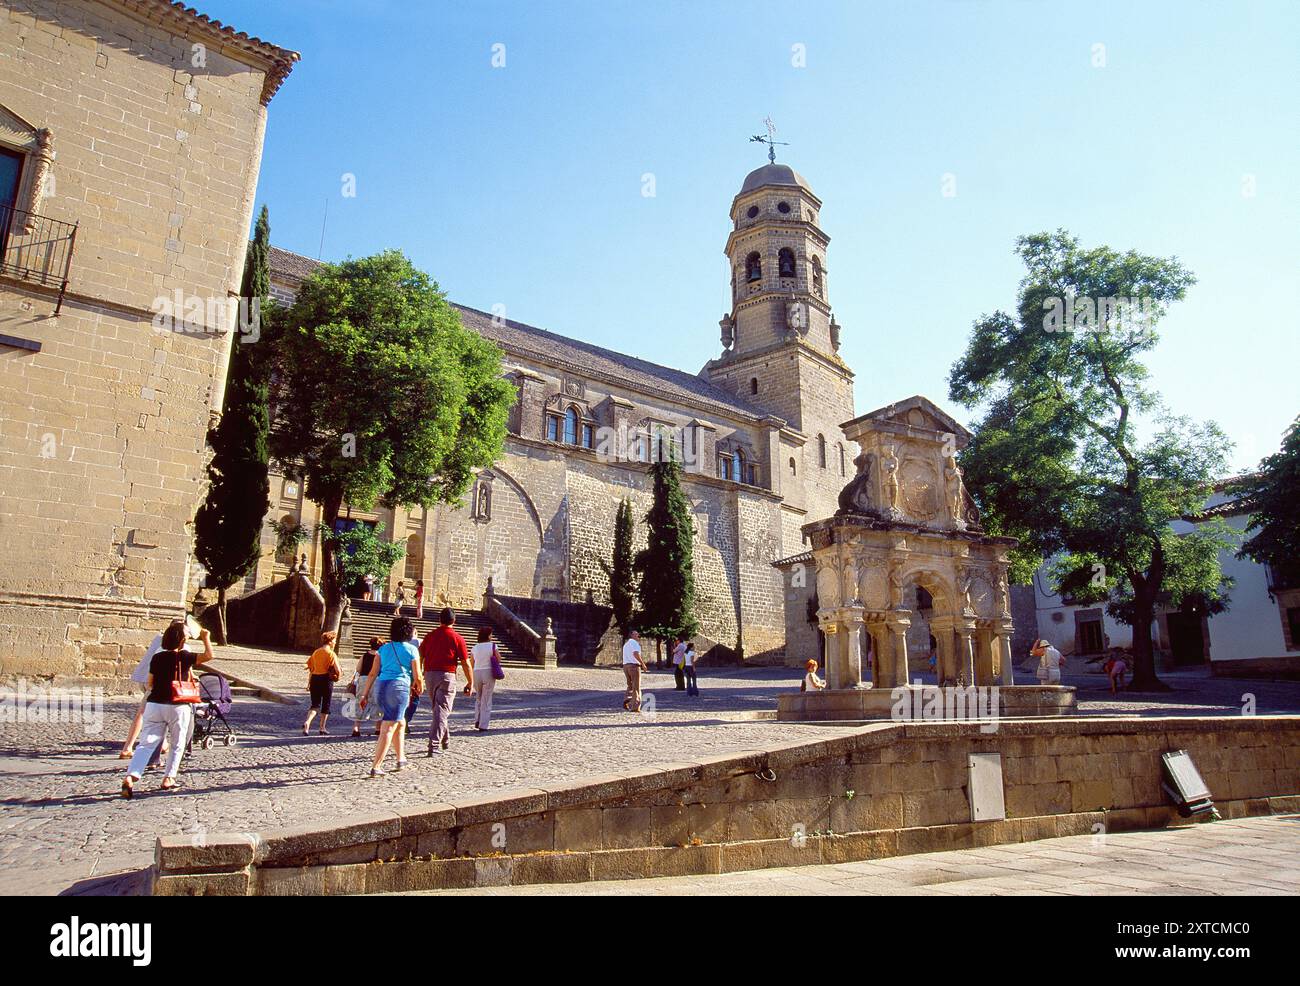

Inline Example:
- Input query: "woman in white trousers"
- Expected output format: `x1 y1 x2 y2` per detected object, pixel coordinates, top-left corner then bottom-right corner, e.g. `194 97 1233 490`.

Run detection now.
471 626 500 730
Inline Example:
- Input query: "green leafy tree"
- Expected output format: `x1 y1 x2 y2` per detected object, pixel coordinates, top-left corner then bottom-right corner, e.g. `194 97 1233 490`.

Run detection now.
600 498 637 636
949 230 1234 689
634 458 698 659
193 205 273 643
270 516 311 565
327 523 406 595
268 250 515 632
1237 417 1300 588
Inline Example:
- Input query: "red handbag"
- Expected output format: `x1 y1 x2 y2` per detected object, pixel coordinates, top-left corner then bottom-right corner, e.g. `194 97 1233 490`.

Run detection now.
170 655 200 703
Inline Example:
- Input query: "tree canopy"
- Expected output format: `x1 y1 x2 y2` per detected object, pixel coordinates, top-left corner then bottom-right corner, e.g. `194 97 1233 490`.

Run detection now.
1237 416 1300 588
948 230 1234 688
268 249 515 629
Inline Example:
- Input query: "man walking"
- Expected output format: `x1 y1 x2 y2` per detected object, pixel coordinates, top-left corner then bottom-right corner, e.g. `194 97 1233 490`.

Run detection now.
418 607 474 754
622 629 646 712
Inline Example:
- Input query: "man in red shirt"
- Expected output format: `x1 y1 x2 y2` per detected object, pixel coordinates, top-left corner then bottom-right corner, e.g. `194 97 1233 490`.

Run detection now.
418 607 474 755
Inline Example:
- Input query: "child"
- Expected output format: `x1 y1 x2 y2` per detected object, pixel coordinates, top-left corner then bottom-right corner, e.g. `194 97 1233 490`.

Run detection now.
802 659 826 692
1104 654 1128 694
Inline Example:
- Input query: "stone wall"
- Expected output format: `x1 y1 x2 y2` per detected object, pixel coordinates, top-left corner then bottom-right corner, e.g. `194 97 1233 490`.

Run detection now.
0 1 285 681
494 593 618 666
153 714 1300 895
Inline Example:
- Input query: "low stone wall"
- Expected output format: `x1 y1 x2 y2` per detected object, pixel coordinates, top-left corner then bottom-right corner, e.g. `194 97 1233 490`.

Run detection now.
1211 656 1300 680
495 594 617 666
217 575 323 651
777 684 1077 721
152 715 1300 895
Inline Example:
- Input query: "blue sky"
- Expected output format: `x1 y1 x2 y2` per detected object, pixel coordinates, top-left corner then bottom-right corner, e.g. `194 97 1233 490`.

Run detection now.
207 0 1297 472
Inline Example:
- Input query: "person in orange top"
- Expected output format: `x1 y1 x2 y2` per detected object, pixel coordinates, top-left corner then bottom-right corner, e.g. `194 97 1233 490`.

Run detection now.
304 630 341 735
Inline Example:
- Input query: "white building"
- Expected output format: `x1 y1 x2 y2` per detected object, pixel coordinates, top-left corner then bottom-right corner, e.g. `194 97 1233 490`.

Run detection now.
1032 484 1300 677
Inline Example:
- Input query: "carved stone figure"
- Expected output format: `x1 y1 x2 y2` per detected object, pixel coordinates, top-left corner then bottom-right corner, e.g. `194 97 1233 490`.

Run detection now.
829 314 841 352
835 452 876 515
719 313 734 349
882 444 900 513
888 564 904 609
945 457 966 527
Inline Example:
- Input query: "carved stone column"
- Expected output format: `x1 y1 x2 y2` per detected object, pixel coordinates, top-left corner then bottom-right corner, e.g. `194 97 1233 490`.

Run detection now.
840 605 865 689
821 620 840 687
955 627 976 687
884 613 911 689
995 629 1016 686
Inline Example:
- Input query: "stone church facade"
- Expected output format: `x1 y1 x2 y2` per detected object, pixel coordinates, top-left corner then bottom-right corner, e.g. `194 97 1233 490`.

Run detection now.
257 162 857 664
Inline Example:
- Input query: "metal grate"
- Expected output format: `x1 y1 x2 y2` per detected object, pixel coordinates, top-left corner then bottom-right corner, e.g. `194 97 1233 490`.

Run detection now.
0 202 78 312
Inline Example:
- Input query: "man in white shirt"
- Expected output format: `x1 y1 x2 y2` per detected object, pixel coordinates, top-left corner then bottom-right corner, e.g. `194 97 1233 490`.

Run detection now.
1031 639 1066 684
621 630 646 712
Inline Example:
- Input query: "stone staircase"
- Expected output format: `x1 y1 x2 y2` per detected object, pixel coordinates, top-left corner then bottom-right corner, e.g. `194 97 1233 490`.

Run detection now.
345 599 533 668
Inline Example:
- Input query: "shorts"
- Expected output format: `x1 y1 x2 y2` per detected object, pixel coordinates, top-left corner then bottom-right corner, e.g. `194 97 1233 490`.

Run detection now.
308 674 334 714
377 678 411 722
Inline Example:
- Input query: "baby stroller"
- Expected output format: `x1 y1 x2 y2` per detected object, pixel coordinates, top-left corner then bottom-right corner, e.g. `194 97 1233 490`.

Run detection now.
188 671 238 751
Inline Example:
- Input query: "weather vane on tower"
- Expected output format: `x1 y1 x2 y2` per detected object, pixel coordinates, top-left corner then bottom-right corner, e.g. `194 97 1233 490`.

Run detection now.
750 115 789 164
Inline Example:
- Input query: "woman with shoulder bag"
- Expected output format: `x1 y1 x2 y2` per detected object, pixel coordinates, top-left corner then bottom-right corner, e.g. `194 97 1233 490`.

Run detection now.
121 621 212 797
470 626 503 731
304 630 341 735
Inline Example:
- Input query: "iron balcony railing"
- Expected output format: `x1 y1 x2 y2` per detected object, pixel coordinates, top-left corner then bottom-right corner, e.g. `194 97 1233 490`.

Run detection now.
0 201 78 312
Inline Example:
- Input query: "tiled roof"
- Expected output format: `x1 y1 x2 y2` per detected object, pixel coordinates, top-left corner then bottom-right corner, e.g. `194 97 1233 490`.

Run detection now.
267 246 321 282
266 247 770 422
116 2 299 104
454 305 769 422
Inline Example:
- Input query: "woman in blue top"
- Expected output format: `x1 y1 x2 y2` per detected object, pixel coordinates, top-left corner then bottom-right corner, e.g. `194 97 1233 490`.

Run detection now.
359 616 424 777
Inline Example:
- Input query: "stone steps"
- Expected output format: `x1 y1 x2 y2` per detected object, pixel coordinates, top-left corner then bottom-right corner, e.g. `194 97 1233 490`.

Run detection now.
346 600 533 667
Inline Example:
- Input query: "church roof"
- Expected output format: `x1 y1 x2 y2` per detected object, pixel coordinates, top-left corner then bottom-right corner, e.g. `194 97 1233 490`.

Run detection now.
738 163 813 196
266 247 770 422
456 305 769 421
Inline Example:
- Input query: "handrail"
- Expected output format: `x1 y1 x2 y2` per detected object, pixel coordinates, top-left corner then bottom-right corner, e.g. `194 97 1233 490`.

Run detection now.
0 202 78 313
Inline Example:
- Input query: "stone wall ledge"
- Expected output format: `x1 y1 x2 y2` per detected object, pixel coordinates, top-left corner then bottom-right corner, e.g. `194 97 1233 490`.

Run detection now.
151 794 1300 896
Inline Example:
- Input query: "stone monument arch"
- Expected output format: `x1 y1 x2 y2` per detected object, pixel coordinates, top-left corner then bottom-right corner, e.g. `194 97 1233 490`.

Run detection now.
778 395 1075 720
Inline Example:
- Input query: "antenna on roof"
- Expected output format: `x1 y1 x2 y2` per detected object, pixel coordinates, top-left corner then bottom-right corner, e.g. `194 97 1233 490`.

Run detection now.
749 115 789 164
317 197 328 260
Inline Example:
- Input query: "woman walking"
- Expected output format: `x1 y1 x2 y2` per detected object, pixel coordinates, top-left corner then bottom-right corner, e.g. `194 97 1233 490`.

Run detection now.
471 626 501 730
391 580 408 617
682 641 699 696
351 636 384 737
303 631 341 735
359 617 424 776
414 579 425 620
121 622 213 797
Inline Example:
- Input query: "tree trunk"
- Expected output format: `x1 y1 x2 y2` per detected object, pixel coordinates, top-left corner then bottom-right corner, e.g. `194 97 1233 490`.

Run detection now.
214 585 229 646
320 492 345 636
1128 586 1168 691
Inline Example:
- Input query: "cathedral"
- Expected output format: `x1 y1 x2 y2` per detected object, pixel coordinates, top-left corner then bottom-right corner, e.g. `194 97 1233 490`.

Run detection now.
257 159 858 664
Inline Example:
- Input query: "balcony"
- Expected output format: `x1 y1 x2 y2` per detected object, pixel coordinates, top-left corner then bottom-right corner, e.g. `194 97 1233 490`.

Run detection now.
0 202 77 312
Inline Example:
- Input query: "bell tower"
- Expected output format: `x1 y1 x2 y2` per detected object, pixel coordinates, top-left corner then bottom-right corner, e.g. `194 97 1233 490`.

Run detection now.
706 157 854 435
718 162 839 363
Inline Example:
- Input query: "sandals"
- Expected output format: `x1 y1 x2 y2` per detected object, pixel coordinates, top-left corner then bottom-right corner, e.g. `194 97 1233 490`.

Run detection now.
120 779 133 799
368 767 385 778
160 780 180 792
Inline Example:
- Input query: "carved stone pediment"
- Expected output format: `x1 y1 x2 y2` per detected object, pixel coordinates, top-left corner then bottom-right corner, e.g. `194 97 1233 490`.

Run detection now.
0 103 54 227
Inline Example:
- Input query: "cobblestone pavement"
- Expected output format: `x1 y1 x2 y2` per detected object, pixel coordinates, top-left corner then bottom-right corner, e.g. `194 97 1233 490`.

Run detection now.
404 815 1300 896
2 654 1298 896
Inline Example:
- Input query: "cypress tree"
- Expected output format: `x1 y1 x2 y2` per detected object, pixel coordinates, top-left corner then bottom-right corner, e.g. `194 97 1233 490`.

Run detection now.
193 205 273 643
602 498 636 636
634 457 698 659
